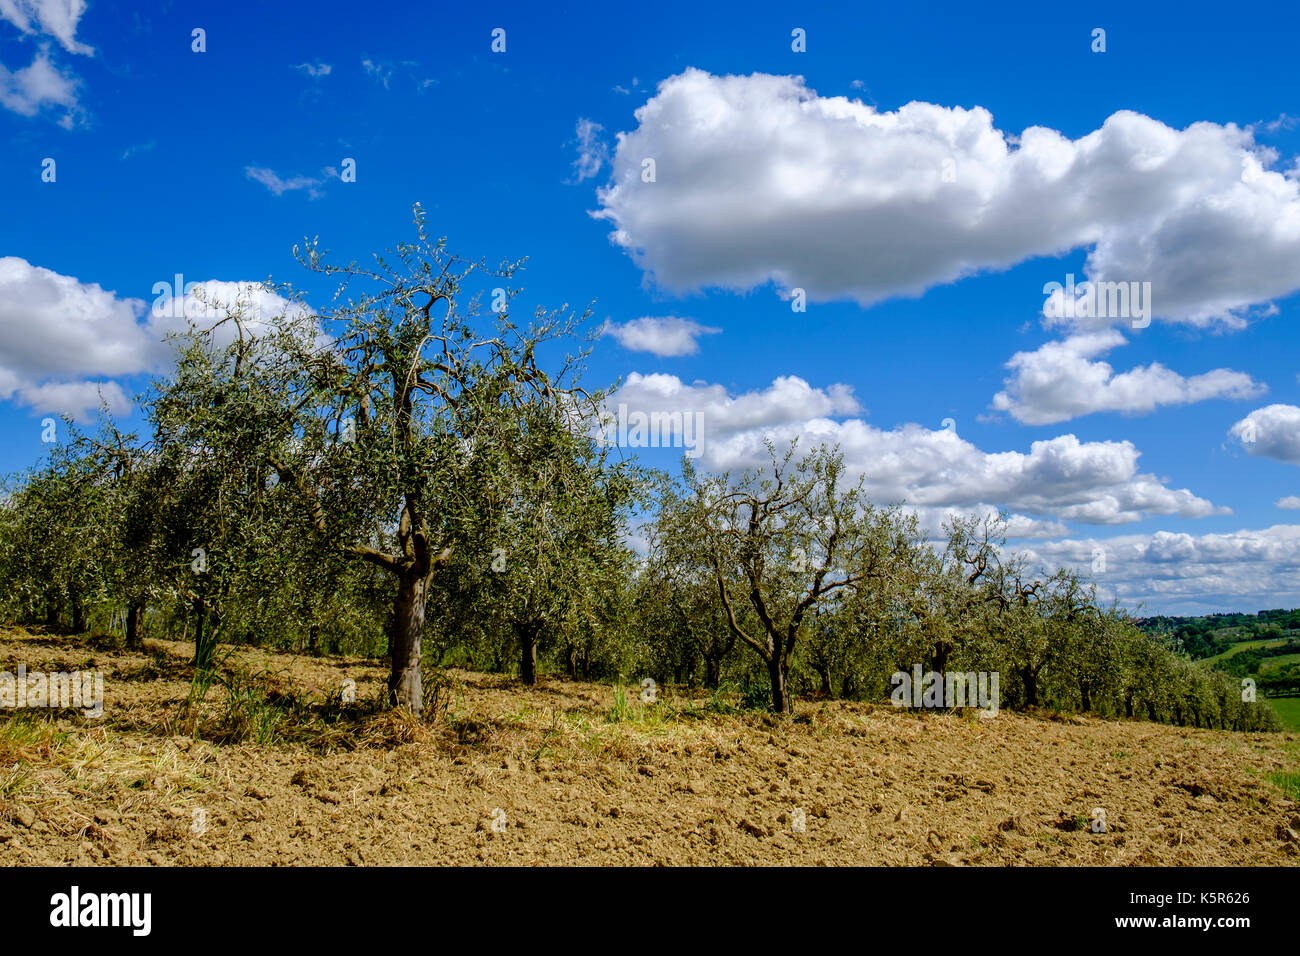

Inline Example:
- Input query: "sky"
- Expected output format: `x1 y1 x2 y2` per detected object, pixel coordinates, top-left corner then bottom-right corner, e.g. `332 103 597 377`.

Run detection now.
1 0 1298 616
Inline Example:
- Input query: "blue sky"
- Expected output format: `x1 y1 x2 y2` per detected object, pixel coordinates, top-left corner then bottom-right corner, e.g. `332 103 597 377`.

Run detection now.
2 0 1299 614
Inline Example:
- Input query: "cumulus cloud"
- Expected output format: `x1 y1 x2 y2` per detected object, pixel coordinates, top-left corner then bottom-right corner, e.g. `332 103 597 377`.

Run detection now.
18 380 131 418
1230 404 1300 464
992 329 1265 425
0 0 92 55
592 69 1300 325
0 258 305 418
1277 496 1300 510
157 280 316 345
604 372 1224 527
602 316 720 356
1019 525 1300 615
611 372 861 434
911 504 1069 541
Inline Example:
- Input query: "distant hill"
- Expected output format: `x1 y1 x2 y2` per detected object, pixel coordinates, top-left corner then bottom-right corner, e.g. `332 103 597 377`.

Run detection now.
1135 610 1300 729
1135 608 1300 660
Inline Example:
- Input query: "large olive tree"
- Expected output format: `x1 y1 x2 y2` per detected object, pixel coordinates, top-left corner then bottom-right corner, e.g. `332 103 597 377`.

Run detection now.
168 207 599 710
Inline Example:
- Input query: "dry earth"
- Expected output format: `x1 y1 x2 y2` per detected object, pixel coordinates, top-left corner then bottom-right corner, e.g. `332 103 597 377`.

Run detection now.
2 627 1298 866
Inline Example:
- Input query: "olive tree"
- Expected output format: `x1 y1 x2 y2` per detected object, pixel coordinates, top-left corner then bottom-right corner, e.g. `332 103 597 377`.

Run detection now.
172 207 600 710
686 442 916 713
472 401 639 685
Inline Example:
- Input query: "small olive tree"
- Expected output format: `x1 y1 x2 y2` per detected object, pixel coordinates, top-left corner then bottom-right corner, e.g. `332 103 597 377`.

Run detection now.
685 442 916 713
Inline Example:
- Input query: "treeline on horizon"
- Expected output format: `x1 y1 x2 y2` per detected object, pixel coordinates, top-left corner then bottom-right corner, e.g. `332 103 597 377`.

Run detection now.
0 211 1280 733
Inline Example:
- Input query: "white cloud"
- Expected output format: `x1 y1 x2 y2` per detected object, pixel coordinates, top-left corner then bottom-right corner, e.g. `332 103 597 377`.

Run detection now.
245 166 326 199
0 45 79 122
0 0 92 55
605 372 1224 527
911 504 1069 541
992 329 1264 424
292 61 331 79
1020 525 1300 615
1230 404 1300 464
602 316 720 356
1261 113 1298 135
569 117 609 184
361 58 391 88
1276 495 1300 510
612 372 861 434
121 140 155 160
593 69 1300 325
0 259 305 419
359 57 434 93
157 280 316 346
19 380 130 418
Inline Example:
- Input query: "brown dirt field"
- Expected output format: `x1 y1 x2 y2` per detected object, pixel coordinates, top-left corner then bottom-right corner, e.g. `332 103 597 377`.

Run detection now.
1 626 1298 866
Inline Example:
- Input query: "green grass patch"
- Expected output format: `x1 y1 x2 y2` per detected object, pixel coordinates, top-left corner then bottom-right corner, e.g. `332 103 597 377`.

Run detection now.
1267 771 1300 801
1204 638 1288 664
1260 653 1300 673
1263 695 1300 732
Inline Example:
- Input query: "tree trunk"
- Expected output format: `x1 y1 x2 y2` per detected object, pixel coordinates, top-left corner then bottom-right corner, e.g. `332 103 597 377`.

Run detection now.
192 596 211 668
519 622 538 686
126 601 144 650
768 656 791 714
70 591 86 634
817 664 833 697
1079 680 1092 712
389 570 427 712
44 596 59 633
1020 666 1039 707
705 655 721 690
842 670 859 701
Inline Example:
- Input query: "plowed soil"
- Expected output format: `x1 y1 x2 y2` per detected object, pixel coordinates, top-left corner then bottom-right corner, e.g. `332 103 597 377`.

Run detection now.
2 627 1297 866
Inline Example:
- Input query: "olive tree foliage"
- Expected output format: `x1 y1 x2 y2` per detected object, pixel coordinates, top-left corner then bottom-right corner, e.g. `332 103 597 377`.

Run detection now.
142 307 331 668
452 400 643 685
0 433 109 633
641 478 742 689
59 419 173 651
681 442 918 713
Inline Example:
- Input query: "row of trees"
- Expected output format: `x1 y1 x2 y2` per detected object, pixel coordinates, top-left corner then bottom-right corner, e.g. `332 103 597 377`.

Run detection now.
0 211 1279 732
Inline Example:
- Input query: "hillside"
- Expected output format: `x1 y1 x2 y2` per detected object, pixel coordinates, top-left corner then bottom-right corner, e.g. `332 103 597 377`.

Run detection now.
1 627 1298 866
